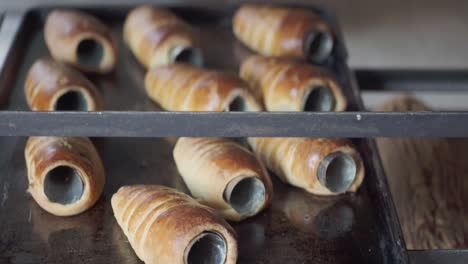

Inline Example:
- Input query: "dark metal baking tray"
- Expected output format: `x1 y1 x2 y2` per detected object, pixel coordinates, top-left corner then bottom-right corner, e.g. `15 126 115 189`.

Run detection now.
0 4 407 264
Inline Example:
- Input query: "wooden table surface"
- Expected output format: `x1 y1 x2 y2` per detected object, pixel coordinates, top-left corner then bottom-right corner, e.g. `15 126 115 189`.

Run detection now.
376 95 468 249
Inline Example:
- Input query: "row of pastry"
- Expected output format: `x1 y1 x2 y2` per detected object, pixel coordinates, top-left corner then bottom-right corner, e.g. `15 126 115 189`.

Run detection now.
27 4 342 112
22 4 363 264
24 135 362 263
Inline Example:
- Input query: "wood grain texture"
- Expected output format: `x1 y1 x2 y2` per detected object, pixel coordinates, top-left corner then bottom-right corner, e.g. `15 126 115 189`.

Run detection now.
123 5 200 68
24 57 103 111
233 4 332 61
240 55 346 111
173 137 273 221
44 9 117 73
145 63 262 111
24 136 105 216
248 137 364 195
376 95 468 249
111 185 238 264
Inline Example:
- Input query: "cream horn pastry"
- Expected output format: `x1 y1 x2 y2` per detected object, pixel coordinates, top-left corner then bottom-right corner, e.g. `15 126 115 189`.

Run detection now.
248 137 364 195
173 137 273 221
25 137 105 216
145 63 262 111
111 185 238 264
24 57 103 111
44 9 117 73
233 4 334 63
124 5 202 68
240 55 346 111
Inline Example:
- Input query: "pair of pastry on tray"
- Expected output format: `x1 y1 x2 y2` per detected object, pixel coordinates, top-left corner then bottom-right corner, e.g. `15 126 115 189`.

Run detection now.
126 4 335 68
26 9 119 111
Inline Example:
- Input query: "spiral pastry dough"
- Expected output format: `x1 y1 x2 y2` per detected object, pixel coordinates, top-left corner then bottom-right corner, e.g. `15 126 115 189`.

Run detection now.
174 137 273 221
111 185 238 264
25 137 105 216
233 4 334 63
145 63 262 111
44 9 117 73
24 57 103 111
248 137 364 195
124 5 203 68
240 56 346 111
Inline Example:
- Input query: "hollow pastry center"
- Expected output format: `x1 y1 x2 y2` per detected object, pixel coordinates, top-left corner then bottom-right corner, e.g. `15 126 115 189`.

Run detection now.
54 90 89 111
185 231 227 264
77 38 104 68
224 176 266 216
304 29 334 63
170 46 203 66
226 96 247 111
318 152 357 193
304 85 335 111
44 165 84 205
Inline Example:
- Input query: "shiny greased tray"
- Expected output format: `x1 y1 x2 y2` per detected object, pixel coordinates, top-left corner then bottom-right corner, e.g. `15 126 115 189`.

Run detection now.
0 4 407 264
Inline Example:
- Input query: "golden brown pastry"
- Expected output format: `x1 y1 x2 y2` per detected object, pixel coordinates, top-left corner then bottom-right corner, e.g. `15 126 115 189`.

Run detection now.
111 185 238 264
173 137 273 221
44 9 117 73
25 137 105 216
240 56 346 111
145 63 262 111
248 137 364 195
124 5 202 68
233 4 334 63
24 57 104 111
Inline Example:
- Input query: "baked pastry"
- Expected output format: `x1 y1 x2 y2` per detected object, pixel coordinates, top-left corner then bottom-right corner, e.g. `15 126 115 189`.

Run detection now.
25 137 105 216
24 57 103 111
111 185 238 264
248 137 364 195
173 137 273 221
124 5 202 68
44 9 117 73
233 4 334 63
145 63 262 111
240 56 346 111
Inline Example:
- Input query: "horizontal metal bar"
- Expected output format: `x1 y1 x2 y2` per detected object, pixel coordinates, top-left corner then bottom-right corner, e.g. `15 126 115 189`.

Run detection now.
0 0 335 11
409 250 468 264
1 111 468 137
362 91 468 111
355 69 468 92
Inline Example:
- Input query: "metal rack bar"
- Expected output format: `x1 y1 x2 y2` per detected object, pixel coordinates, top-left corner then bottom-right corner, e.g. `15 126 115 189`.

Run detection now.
0 111 467 137
356 69 468 92
409 250 468 264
